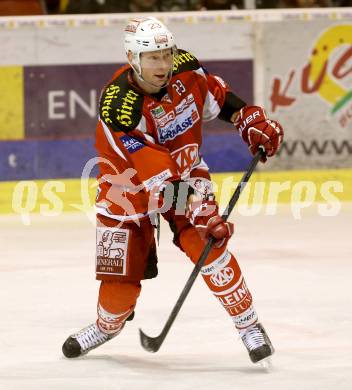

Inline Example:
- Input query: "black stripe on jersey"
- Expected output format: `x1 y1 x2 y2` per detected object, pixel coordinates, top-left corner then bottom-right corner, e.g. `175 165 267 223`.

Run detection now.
172 49 201 75
99 70 143 133
218 91 247 123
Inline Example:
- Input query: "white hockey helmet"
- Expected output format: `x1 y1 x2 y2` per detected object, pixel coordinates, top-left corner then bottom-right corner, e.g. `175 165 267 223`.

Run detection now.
124 17 177 79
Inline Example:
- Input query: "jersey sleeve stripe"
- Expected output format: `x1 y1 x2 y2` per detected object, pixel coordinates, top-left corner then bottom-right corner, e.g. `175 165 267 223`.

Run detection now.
194 67 207 79
192 156 210 172
203 90 221 122
137 115 148 133
100 119 127 161
143 133 156 144
95 206 154 222
135 115 156 144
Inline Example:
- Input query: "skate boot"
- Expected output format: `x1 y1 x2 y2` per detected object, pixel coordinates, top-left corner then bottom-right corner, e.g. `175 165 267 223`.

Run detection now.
240 322 274 363
62 322 120 358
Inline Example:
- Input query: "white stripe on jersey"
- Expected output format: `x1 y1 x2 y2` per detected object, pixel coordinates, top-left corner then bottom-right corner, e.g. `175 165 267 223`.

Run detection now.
194 67 221 121
136 115 148 133
135 114 156 143
192 156 210 172
203 90 221 122
194 67 207 79
136 115 155 144
95 204 155 222
143 133 156 144
100 119 127 161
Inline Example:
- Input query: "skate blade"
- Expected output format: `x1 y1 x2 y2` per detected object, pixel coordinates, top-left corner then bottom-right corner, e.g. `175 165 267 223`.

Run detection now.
257 357 273 372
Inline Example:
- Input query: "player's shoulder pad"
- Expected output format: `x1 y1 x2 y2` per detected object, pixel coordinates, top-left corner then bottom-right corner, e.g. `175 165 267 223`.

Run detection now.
172 49 201 75
99 69 143 133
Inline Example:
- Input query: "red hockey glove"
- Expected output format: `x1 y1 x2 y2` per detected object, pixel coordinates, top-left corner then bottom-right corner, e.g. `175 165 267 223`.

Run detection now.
187 198 234 249
234 106 284 162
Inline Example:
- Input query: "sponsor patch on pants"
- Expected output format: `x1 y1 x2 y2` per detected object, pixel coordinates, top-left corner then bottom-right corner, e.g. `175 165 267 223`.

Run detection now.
96 227 129 276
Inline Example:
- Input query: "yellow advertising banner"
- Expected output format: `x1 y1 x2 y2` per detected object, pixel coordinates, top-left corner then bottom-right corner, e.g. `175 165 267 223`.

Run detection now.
0 66 24 140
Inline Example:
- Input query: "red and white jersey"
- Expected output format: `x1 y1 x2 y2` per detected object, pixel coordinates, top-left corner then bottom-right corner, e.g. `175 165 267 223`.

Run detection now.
95 49 231 221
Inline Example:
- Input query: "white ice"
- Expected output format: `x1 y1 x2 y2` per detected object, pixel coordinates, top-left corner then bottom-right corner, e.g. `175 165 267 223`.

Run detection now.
1 204 351 390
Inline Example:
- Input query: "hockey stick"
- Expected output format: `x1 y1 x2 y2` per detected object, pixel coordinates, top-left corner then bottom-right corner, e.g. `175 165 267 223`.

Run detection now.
139 148 265 353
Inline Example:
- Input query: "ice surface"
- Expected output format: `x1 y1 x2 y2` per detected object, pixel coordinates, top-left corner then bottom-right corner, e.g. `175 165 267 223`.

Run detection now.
1 204 351 390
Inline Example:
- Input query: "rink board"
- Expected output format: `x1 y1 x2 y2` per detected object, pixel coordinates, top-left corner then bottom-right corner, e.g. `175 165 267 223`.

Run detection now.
0 133 251 181
1 12 351 389
1 168 351 215
0 61 252 140
0 9 351 183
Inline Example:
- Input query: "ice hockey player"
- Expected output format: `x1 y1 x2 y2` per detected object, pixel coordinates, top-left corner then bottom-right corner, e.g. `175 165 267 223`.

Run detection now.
62 17 283 364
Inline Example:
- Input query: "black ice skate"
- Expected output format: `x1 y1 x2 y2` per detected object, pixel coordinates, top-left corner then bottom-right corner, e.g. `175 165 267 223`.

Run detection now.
240 322 274 364
62 323 119 358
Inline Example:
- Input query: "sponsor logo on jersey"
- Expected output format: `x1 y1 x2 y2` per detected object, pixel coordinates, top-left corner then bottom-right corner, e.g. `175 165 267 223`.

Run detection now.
175 93 195 114
101 84 121 125
120 135 145 154
157 101 200 144
155 111 175 128
96 227 129 276
116 89 140 127
173 51 196 72
151 105 166 119
171 143 198 178
143 169 172 191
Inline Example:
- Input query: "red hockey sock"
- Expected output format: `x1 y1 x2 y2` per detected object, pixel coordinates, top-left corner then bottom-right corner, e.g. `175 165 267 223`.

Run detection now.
97 280 141 334
200 250 258 329
180 226 258 330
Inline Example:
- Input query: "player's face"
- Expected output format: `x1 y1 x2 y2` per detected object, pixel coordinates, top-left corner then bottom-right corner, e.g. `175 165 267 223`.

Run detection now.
140 49 173 88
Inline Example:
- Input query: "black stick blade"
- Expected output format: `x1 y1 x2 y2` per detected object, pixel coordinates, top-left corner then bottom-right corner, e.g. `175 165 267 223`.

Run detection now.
139 328 163 353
